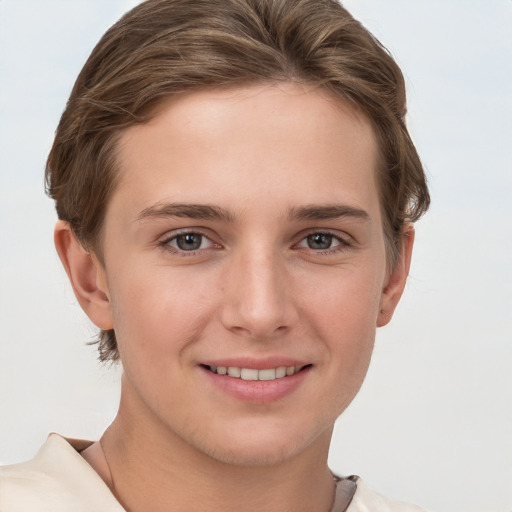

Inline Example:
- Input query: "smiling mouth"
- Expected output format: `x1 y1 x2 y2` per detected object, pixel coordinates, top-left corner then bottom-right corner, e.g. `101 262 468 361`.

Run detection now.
202 364 311 381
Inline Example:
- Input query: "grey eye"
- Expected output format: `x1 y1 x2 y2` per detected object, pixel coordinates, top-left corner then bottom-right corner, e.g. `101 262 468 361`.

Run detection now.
174 233 205 251
306 233 334 250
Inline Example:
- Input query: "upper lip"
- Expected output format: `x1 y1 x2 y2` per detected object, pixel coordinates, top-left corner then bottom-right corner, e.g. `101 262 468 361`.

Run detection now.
200 357 310 370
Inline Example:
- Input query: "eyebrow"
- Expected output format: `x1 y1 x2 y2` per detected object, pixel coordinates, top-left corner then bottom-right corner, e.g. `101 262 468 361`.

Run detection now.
136 202 370 224
136 203 237 223
287 204 370 222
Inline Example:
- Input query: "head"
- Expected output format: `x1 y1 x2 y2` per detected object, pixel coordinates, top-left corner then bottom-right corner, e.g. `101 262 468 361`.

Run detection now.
46 0 429 363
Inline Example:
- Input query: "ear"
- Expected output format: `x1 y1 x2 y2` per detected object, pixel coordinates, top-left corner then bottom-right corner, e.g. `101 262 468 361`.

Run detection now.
54 220 113 330
377 223 415 327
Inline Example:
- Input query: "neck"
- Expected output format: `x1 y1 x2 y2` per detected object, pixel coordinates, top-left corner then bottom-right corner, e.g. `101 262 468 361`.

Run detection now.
99 394 337 512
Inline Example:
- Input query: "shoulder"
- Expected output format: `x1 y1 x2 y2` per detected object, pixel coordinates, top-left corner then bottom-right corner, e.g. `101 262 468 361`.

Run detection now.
348 478 429 512
344 477 429 512
0 434 124 512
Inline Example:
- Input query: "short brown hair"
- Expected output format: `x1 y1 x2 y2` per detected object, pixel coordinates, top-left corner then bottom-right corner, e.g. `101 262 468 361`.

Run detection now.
46 0 430 362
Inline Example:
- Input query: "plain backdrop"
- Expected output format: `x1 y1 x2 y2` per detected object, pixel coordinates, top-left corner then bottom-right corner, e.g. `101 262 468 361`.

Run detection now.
1 1 511 511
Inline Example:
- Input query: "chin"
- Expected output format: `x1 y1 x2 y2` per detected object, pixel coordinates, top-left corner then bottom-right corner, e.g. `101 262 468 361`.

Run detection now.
194 420 327 468
205 441 302 467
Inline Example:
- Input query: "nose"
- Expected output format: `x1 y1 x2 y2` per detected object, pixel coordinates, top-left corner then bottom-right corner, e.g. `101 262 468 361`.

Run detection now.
219 247 297 339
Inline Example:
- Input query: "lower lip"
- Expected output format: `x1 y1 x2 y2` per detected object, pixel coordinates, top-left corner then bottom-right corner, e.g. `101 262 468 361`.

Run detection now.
200 366 311 404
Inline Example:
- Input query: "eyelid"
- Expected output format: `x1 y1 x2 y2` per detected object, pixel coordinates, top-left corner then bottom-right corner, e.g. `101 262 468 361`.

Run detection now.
297 228 353 242
293 229 354 252
158 228 222 254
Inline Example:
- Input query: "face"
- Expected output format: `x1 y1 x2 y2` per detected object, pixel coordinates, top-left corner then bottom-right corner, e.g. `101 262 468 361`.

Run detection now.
88 83 405 466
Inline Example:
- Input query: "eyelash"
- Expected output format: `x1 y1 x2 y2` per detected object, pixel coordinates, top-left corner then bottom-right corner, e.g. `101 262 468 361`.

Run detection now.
158 230 352 257
159 230 218 256
294 231 352 255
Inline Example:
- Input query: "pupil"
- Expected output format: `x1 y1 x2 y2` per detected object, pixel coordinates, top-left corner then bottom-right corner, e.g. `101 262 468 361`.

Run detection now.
308 234 332 250
177 234 201 251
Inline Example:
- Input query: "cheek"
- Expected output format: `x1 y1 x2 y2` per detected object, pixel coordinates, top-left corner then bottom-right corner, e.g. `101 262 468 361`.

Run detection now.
297 263 383 377
299 261 383 329
107 267 215 359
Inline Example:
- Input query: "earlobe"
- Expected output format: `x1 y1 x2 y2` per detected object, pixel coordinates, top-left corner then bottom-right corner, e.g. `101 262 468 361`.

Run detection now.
377 224 415 328
54 220 113 330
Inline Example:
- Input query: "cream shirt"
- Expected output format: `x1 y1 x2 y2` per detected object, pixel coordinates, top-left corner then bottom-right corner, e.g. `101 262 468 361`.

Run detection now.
0 434 426 512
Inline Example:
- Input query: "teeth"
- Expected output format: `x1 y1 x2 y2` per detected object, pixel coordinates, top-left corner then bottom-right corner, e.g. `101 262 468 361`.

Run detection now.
240 368 259 381
275 366 287 378
209 365 302 380
227 367 241 378
258 368 276 381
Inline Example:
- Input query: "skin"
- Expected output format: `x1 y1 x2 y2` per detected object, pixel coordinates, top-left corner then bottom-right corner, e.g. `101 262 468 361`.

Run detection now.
56 83 414 512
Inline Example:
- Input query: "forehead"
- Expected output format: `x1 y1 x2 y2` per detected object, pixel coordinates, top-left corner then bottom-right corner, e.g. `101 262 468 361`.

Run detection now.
112 83 380 221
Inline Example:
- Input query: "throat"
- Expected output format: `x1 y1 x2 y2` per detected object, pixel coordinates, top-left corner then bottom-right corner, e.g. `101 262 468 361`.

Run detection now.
93 428 337 512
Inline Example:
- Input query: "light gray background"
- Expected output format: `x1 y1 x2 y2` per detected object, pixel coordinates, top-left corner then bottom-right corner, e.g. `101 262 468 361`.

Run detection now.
1 1 511 511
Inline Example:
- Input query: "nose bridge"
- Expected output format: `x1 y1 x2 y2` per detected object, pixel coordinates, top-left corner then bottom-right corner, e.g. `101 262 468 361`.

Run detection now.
221 242 295 338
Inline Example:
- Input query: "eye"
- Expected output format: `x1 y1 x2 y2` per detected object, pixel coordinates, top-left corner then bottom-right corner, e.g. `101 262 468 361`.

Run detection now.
296 232 347 251
165 232 215 252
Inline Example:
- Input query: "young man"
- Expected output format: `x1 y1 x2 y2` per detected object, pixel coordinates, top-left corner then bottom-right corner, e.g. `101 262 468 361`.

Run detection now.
0 0 429 510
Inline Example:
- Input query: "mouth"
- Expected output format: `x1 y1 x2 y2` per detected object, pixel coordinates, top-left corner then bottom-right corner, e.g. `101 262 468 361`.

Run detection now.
199 361 312 403
201 364 311 381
